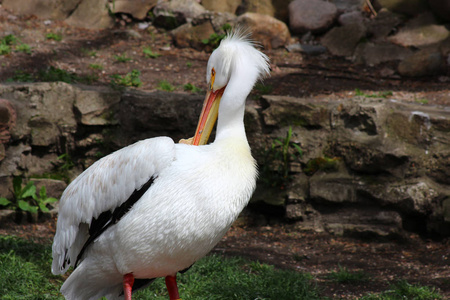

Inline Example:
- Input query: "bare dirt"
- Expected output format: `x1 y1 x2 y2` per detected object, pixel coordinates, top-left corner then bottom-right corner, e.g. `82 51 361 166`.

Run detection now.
0 7 449 300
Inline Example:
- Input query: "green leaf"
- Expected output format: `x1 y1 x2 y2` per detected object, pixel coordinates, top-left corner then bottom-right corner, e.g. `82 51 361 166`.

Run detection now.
20 182 36 199
38 203 49 212
39 186 47 199
43 197 58 204
0 197 11 206
28 205 38 214
13 177 22 196
18 200 31 211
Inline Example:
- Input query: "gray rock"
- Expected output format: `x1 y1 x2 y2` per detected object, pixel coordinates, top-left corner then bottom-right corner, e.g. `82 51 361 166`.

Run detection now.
398 50 444 77
65 0 114 29
0 82 77 147
354 42 413 65
286 44 327 56
201 0 241 13
234 13 291 49
366 9 405 40
310 172 357 203
153 0 206 29
288 0 338 34
388 12 450 48
171 21 216 50
333 0 366 11
338 11 364 26
321 23 367 57
2 0 80 20
116 90 203 146
109 0 158 20
261 95 330 129
237 0 276 17
74 86 121 126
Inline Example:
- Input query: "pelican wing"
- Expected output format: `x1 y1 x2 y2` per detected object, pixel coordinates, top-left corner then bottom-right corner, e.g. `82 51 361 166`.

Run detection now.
52 137 175 275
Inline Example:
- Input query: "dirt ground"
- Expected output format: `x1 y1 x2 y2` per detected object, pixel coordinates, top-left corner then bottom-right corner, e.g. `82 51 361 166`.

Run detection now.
0 7 449 300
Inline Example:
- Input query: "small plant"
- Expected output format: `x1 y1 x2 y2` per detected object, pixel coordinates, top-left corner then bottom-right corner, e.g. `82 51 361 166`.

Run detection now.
259 127 303 188
0 177 57 213
6 70 34 82
327 265 368 284
114 53 132 63
415 98 429 105
0 44 11 55
89 63 103 70
1 34 17 45
157 80 175 92
33 186 58 213
186 62 192 68
201 23 232 49
110 69 142 88
38 66 78 83
355 88 393 99
0 34 18 55
304 156 340 175
183 83 202 93
143 46 161 59
46 33 62 41
15 43 32 54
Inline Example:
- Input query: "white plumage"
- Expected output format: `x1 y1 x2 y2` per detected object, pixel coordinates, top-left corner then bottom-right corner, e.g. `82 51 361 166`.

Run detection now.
52 30 270 300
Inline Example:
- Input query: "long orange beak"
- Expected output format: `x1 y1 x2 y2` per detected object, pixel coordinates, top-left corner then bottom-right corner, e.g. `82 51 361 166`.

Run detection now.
192 86 225 146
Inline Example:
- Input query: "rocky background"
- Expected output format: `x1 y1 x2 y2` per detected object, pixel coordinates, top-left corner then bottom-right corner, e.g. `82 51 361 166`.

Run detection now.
0 0 449 238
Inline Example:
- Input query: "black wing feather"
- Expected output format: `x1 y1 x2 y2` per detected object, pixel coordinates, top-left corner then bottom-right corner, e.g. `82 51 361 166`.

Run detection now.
74 177 155 268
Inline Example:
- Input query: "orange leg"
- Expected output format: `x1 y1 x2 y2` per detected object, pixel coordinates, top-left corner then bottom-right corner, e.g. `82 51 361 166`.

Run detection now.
123 273 135 300
165 275 181 300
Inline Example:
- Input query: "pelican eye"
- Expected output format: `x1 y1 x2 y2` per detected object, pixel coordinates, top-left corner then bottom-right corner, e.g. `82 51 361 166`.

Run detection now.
210 68 216 90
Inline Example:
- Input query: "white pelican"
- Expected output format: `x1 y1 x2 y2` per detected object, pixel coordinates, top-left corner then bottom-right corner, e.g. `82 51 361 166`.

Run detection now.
51 29 270 300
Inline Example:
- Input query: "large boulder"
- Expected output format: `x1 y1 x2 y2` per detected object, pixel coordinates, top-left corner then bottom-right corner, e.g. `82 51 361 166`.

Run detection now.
234 13 291 49
109 0 158 20
201 0 241 14
2 0 81 20
153 0 206 29
321 23 367 57
65 0 114 29
288 0 338 34
398 49 445 77
388 12 450 48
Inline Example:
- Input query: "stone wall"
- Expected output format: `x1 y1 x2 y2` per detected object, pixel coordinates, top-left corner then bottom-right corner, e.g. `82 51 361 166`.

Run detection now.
0 82 449 237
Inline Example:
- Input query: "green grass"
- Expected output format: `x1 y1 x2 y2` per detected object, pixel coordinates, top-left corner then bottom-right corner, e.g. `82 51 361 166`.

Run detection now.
355 89 393 99
89 63 103 70
46 33 62 41
157 80 175 92
15 43 32 54
0 235 63 299
183 83 202 93
0 235 445 300
134 256 320 300
360 280 443 300
326 265 369 284
0 235 320 300
110 69 143 89
143 46 161 59
114 53 132 63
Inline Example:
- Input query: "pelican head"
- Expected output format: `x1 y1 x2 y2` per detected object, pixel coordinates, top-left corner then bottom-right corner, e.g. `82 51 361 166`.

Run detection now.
192 29 270 145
